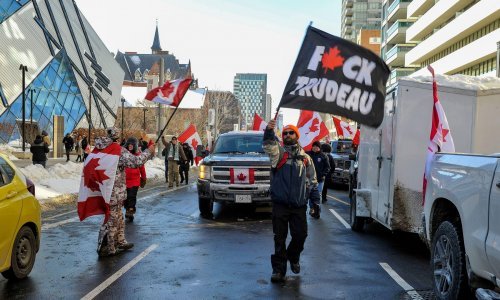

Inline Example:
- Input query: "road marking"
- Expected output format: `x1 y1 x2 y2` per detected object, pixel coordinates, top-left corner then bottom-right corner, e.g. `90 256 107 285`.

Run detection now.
81 244 158 300
328 208 350 229
44 210 75 221
42 216 80 230
327 195 350 206
379 262 423 300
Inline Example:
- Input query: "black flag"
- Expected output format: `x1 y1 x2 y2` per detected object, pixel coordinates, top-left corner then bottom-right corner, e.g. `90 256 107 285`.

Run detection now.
278 26 390 128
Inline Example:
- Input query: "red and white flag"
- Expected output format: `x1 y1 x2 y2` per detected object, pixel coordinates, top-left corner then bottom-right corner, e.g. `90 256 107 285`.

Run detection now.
252 113 267 131
297 110 329 151
144 78 193 106
352 128 360 146
178 124 203 166
230 168 255 184
332 116 356 139
423 65 455 204
78 143 121 223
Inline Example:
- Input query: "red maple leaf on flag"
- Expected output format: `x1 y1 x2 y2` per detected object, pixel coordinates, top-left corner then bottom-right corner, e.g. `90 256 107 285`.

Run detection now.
160 82 175 98
191 138 198 151
343 125 353 135
84 158 109 192
237 173 247 181
309 119 319 133
321 46 344 74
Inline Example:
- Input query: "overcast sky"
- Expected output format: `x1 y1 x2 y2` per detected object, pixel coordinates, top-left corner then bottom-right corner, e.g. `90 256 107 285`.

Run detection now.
77 0 341 125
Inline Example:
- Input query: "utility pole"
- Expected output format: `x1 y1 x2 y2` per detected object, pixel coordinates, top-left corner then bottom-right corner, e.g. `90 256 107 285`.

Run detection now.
157 57 164 157
29 88 36 124
19 64 27 152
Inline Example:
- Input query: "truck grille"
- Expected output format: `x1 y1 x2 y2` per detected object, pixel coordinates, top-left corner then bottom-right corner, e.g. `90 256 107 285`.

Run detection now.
212 166 271 183
334 159 351 171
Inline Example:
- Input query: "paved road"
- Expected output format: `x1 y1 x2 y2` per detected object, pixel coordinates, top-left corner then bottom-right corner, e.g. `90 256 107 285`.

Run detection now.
1 183 433 299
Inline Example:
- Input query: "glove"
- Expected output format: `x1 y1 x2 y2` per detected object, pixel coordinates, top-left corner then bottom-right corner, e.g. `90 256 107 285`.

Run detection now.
140 177 147 188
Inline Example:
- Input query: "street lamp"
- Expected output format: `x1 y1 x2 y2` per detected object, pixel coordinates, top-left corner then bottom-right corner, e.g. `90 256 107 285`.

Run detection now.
19 64 27 152
143 108 148 131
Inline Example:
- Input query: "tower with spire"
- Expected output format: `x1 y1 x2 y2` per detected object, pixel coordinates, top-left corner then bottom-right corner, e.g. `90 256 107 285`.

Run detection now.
151 19 162 54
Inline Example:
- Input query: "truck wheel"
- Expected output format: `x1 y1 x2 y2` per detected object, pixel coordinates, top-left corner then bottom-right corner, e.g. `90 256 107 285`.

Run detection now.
2 226 37 280
199 197 213 218
431 221 470 300
350 193 365 232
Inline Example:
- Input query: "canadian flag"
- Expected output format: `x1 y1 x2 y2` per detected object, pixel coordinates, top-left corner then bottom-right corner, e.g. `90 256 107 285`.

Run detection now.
144 78 192 106
252 113 267 131
230 168 255 184
423 65 455 204
78 143 121 223
352 129 360 146
178 124 203 165
297 110 329 151
332 116 356 139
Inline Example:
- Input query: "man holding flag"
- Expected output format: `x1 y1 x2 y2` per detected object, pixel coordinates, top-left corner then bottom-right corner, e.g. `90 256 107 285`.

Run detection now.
78 127 155 257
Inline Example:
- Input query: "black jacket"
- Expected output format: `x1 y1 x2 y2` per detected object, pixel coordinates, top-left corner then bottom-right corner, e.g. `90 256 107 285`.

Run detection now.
63 136 74 150
306 150 330 183
30 138 49 161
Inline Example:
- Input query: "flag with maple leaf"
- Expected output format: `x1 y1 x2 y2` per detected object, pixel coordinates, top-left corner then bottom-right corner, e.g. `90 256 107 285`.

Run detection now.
78 143 121 223
252 113 267 131
178 124 203 166
423 65 455 205
278 26 390 128
332 116 356 139
144 78 193 106
229 168 255 184
297 110 329 151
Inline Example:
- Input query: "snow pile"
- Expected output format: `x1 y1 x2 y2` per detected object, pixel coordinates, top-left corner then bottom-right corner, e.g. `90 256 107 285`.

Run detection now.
0 145 19 160
405 74 500 90
144 157 165 181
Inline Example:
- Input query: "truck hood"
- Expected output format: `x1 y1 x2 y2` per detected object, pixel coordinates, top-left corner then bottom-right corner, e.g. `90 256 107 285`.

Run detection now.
203 153 271 167
332 153 350 160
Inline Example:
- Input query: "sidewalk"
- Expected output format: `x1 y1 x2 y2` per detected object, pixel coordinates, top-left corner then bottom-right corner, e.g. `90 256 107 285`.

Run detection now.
12 154 83 168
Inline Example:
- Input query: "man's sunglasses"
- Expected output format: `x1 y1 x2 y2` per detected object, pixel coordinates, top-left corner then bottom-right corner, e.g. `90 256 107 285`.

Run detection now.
283 131 296 136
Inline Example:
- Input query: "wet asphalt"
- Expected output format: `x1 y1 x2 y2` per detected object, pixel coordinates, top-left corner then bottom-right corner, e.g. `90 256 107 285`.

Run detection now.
0 180 433 299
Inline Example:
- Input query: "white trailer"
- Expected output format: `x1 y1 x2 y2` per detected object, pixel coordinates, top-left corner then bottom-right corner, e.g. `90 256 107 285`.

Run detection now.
351 76 500 233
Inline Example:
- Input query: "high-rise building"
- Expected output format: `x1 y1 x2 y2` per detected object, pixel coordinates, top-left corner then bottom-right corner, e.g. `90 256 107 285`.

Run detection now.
0 0 124 143
405 0 499 77
342 0 383 43
381 0 417 86
357 29 382 56
265 94 272 122
233 73 267 129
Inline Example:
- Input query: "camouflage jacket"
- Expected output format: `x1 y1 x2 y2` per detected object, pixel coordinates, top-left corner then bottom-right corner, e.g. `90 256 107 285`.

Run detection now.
95 137 152 206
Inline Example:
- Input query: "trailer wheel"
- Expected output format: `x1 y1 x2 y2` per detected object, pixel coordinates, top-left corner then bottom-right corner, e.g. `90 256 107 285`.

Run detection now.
431 221 470 300
350 193 365 232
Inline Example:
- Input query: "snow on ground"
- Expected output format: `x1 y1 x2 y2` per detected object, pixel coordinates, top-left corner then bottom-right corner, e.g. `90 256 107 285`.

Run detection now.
0 145 20 160
405 74 500 90
19 157 168 203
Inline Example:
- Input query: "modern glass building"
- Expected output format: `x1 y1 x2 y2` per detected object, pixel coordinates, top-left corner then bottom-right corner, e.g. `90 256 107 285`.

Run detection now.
233 73 267 129
342 0 383 43
0 0 124 143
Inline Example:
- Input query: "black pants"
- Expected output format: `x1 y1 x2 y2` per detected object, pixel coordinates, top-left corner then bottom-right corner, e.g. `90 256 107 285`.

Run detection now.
179 164 189 184
271 203 308 275
125 186 139 211
65 149 71 161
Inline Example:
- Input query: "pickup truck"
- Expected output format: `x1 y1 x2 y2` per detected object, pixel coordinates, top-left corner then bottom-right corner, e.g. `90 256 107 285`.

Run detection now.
196 131 271 217
423 153 500 300
330 139 353 186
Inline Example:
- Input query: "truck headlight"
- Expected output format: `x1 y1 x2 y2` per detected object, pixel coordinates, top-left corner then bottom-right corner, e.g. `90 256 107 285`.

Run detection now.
199 165 211 180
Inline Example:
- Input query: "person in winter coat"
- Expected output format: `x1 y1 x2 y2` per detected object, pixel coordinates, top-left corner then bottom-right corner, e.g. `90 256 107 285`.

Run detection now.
96 127 155 257
124 137 147 222
81 136 89 161
306 141 330 218
263 119 318 283
179 143 194 185
161 136 187 188
41 130 51 146
62 133 74 162
75 135 83 162
30 135 50 168
320 143 335 203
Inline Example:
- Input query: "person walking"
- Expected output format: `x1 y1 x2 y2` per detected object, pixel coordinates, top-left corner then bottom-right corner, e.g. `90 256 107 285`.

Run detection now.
75 135 83 162
30 135 50 168
161 136 187 188
263 119 319 283
96 128 155 257
41 130 51 147
179 143 194 185
306 141 330 218
124 137 147 222
320 143 335 203
82 136 89 161
62 133 74 162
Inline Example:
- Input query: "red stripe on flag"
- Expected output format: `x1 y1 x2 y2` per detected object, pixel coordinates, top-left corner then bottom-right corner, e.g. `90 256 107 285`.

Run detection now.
78 196 110 223
229 168 234 184
249 168 255 184
91 143 122 155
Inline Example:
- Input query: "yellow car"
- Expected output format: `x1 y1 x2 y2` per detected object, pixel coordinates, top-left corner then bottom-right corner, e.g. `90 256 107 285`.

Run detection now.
0 152 41 280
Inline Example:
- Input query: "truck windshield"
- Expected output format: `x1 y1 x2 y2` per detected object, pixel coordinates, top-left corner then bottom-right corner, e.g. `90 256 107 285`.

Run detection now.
331 140 353 154
213 134 264 154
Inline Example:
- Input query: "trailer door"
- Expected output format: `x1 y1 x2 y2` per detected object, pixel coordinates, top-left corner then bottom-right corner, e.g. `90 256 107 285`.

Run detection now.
375 92 395 226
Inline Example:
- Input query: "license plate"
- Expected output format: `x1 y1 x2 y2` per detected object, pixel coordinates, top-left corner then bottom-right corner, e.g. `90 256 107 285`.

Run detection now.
235 194 252 203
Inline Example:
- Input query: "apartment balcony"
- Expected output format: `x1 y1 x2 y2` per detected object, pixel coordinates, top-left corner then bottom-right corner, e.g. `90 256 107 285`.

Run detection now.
386 0 412 23
344 8 353 17
388 67 416 86
342 26 353 37
386 21 413 45
345 16 353 26
407 0 434 18
385 44 414 67
343 0 353 8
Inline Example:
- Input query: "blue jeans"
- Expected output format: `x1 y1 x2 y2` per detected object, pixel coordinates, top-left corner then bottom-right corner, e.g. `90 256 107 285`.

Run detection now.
309 181 324 208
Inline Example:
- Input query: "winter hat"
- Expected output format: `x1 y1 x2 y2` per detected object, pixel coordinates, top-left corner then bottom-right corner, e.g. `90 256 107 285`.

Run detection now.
312 141 321 148
282 124 300 139
125 137 138 153
106 127 120 140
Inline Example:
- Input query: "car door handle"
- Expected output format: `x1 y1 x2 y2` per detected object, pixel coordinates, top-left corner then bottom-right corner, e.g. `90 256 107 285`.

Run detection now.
6 191 17 199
